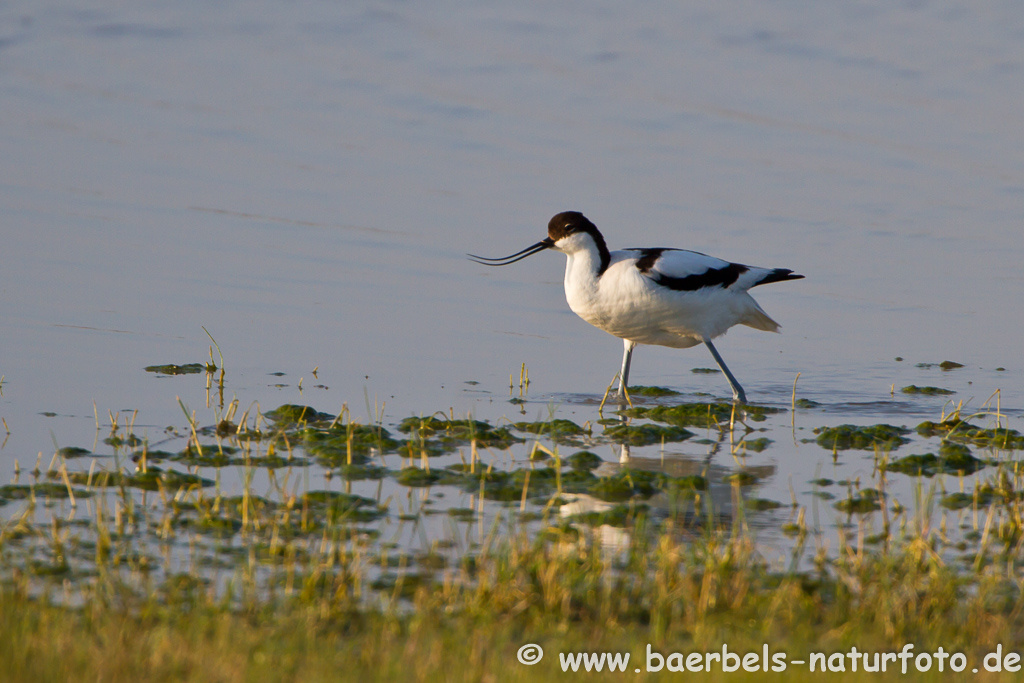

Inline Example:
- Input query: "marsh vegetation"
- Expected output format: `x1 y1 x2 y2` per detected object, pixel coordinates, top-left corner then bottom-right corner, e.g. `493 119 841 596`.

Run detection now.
2 359 1023 681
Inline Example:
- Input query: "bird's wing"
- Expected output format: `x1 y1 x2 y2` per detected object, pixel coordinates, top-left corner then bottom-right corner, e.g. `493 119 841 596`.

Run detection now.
624 248 749 292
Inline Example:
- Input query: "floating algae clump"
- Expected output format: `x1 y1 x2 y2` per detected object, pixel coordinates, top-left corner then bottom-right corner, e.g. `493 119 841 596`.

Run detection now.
144 363 205 375
57 446 92 459
337 463 389 480
447 507 476 522
513 418 587 444
0 482 94 502
915 360 964 370
559 469 600 491
884 452 972 476
603 423 693 446
301 490 385 522
104 433 142 448
471 471 523 502
399 416 522 450
724 471 759 486
623 402 780 427
588 469 664 502
901 385 955 396
664 475 707 494
916 419 1024 450
396 468 441 487
566 450 603 471
398 415 490 437
627 385 682 397
938 492 994 510
59 467 214 491
265 404 334 425
302 425 400 463
741 437 772 453
834 488 883 514
883 442 985 476
813 424 911 451
745 498 783 511
794 398 821 409
883 453 938 476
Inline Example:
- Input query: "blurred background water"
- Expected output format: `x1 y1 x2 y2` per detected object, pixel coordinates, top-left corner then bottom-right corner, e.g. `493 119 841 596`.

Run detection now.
1 0 1023 551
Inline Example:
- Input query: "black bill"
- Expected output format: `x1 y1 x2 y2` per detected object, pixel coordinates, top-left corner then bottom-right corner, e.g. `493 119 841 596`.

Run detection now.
468 237 554 266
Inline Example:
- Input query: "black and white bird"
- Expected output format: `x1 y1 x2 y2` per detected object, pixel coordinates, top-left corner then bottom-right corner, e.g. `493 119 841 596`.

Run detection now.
470 211 803 403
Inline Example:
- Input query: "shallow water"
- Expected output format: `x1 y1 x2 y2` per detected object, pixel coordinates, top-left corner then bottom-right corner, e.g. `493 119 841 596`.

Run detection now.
2 1 1023 574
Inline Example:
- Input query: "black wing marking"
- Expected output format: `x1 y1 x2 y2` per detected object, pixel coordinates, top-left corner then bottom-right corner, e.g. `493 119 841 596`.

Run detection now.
630 248 748 291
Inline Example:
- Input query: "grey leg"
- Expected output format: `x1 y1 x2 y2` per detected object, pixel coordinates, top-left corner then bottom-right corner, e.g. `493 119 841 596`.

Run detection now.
617 340 636 398
703 339 747 404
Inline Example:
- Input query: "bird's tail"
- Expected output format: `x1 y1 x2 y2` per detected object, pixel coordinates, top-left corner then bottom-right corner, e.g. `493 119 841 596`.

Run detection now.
742 303 781 333
752 268 804 287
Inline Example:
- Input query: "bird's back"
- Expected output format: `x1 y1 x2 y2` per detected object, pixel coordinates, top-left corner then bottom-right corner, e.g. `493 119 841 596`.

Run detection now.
623 247 801 293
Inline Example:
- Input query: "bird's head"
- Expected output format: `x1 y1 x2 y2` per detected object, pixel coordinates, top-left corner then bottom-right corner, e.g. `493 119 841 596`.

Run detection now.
468 211 604 265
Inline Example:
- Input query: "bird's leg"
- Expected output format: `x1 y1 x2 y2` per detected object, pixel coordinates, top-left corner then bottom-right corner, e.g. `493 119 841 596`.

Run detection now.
703 339 747 404
617 340 636 399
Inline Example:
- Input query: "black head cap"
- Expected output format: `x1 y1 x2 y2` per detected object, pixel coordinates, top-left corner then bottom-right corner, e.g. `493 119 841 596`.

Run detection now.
546 211 610 274
547 211 600 242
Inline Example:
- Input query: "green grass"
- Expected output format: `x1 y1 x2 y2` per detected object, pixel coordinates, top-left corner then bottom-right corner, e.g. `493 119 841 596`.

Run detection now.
3 521 1024 682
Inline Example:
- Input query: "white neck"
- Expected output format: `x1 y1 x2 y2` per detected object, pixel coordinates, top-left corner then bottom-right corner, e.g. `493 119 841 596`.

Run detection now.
560 235 606 307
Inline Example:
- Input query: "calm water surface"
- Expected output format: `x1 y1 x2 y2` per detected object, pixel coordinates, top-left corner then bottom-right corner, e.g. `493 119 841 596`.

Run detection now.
2 0 1023 563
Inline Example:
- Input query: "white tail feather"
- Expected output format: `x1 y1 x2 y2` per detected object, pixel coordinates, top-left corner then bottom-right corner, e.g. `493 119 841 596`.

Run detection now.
742 304 780 333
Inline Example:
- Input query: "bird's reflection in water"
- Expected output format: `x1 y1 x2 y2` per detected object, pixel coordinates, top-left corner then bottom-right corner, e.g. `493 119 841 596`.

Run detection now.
559 414 777 550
